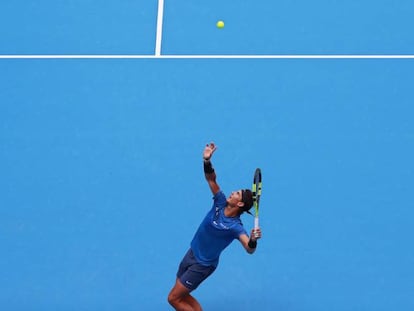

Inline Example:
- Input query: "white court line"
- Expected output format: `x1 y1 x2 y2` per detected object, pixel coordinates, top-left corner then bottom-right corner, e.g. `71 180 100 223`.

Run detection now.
155 0 165 56
1 55 414 59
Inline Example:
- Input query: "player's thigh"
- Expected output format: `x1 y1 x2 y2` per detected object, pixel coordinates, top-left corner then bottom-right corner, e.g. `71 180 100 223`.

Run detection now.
179 262 216 291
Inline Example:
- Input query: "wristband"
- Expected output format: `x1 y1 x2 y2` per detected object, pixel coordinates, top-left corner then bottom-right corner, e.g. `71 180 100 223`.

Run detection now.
248 238 257 249
203 160 215 174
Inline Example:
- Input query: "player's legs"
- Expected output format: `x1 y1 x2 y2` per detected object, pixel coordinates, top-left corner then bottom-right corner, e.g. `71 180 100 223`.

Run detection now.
169 249 216 310
168 278 202 311
183 294 202 311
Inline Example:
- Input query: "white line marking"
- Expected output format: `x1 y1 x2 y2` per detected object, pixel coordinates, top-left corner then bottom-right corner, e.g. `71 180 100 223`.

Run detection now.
1 55 414 59
155 0 165 56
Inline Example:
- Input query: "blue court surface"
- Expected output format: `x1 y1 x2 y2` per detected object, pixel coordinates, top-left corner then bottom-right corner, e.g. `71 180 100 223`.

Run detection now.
1 1 414 311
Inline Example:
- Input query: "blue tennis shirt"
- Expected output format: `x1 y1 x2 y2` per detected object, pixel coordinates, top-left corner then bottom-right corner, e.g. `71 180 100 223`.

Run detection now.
191 191 247 267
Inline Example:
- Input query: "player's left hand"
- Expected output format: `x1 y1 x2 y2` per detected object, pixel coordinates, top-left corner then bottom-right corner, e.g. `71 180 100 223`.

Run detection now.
251 227 262 241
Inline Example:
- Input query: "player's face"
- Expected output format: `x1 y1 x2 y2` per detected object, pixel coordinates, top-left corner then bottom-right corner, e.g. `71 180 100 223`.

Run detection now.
227 190 243 207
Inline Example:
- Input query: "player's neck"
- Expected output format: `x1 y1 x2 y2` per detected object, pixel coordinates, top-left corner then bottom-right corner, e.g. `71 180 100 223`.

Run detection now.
224 205 240 217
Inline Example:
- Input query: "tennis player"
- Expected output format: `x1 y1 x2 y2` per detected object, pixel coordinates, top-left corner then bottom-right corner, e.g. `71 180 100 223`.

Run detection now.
167 142 262 311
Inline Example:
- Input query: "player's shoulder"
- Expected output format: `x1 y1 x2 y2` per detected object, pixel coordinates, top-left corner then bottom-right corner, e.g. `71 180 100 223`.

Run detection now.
213 190 226 200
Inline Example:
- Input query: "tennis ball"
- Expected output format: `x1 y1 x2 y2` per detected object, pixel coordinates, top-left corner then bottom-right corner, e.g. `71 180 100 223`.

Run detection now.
216 21 224 29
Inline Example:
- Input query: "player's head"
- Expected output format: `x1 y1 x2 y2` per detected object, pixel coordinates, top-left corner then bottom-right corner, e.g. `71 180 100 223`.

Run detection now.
228 189 253 214
240 189 254 214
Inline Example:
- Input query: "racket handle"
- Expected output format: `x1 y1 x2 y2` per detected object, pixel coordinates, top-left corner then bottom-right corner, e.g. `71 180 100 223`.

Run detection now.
254 216 259 238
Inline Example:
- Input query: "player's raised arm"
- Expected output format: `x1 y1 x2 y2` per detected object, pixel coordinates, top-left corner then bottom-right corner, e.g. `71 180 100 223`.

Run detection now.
203 142 220 195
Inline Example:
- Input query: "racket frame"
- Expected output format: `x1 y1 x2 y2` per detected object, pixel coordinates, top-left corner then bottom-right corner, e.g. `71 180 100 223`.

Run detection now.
252 168 262 235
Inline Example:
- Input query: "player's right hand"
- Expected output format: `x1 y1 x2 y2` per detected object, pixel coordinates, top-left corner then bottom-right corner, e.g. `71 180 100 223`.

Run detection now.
203 142 217 160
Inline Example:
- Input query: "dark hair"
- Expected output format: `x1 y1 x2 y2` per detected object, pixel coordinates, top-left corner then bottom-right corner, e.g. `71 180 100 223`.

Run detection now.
241 189 254 213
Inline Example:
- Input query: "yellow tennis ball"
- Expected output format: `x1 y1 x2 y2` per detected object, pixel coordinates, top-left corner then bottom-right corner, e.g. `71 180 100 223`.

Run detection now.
216 21 224 29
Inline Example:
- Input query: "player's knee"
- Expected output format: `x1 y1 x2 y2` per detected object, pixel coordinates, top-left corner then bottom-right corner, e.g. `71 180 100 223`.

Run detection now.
167 292 177 306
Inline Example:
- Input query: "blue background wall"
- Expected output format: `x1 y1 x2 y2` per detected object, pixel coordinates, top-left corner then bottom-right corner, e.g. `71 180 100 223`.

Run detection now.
1 1 414 310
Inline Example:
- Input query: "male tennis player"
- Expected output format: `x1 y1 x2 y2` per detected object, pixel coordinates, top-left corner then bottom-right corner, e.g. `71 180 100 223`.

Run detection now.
168 142 262 311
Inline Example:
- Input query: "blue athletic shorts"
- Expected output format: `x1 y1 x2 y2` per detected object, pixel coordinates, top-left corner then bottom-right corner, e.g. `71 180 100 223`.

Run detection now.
176 248 216 291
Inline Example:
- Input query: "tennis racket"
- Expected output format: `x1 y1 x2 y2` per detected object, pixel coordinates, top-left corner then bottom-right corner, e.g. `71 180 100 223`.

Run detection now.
252 168 262 237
